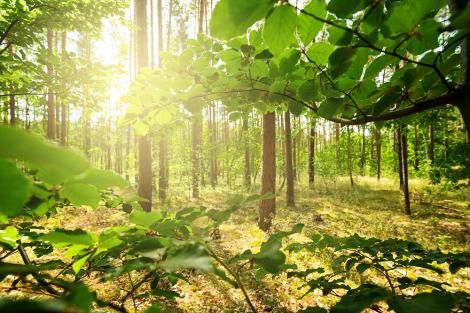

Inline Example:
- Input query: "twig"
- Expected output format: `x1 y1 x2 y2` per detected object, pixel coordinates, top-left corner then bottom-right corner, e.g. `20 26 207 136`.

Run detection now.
206 246 258 313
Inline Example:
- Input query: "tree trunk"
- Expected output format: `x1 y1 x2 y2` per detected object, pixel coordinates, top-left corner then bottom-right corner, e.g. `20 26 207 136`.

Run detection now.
413 125 419 170
400 125 411 215
397 126 404 190
60 32 67 146
284 112 295 207
376 128 381 181
347 125 354 187
259 112 276 231
429 123 435 163
335 123 340 170
47 29 55 140
135 0 153 211
308 119 315 189
243 113 251 189
360 125 366 176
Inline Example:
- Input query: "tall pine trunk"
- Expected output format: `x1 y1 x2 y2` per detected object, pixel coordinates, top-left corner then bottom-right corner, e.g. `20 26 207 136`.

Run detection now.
413 125 419 170
60 32 67 146
47 29 55 140
347 125 354 187
400 125 411 215
243 113 251 189
376 128 381 181
429 123 435 163
308 119 315 188
135 0 153 211
284 112 295 207
259 112 276 231
397 126 404 190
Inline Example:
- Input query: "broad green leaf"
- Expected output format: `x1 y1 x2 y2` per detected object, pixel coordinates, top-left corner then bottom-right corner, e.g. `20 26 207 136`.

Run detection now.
327 0 366 18
72 254 92 274
394 291 454 313
0 126 89 185
318 98 342 118
298 0 326 45
163 244 212 272
134 120 149 136
329 47 355 66
39 230 96 247
129 210 163 228
0 159 31 216
297 80 316 101
0 226 19 248
210 0 275 40
372 89 402 115
279 49 300 77
288 101 304 116
306 42 334 66
255 49 274 59
60 183 100 208
263 5 297 55
72 168 128 189
331 284 390 313
364 55 397 80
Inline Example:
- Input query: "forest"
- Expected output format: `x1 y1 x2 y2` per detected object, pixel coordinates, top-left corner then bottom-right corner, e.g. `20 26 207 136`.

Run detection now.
0 0 469 312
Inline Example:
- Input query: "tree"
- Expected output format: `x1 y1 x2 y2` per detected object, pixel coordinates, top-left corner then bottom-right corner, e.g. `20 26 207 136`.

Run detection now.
135 0 152 211
259 112 275 231
46 29 55 140
308 118 315 188
284 111 295 206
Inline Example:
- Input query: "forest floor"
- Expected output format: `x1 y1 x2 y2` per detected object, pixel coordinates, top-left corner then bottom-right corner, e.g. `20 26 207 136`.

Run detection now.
9 176 470 312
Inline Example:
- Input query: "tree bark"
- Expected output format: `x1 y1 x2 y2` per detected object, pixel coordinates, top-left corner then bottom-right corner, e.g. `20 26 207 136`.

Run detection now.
308 119 315 188
60 32 67 146
47 29 55 140
135 0 153 211
413 125 419 170
397 126 404 190
284 112 295 207
376 128 381 181
360 125 366 176
400 125 411 215
259 112 276 231
429 123 435 163
347 125 354 187
243 113 251 189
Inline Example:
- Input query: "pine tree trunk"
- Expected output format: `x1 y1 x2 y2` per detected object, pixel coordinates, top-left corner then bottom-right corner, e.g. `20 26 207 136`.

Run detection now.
376 128 381 181
400 125 411 215
259 112 276 231
135 0 153 211
308 119 315 189
60 32 67 146
429 123 435 163
347 125 354 187
360 125 366 176
284 112 295 207
47 29 55 140
397 126 404 190
413 125 419 170
243 113 251 189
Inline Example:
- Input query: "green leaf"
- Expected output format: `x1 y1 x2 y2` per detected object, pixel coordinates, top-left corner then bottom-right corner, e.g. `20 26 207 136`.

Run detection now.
255 49 274 60
372 89 402 115
297 308 327 313
327 0 366 18
72 168 128 189
0 159 31 216
306 42 334 66
39 229 96 247
60 183 100 208
263 5 297 55
134 120 149 136
393 291 454 313
318 98 342 118
297 0 326 45
0 226 19 248
288 101 304 116
0 126 89 185
129 210 162 228
364 55 397 80
297 80 316 101
163 244 212 272
72 254 91 274
210 0 275 40
331 284 390 313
